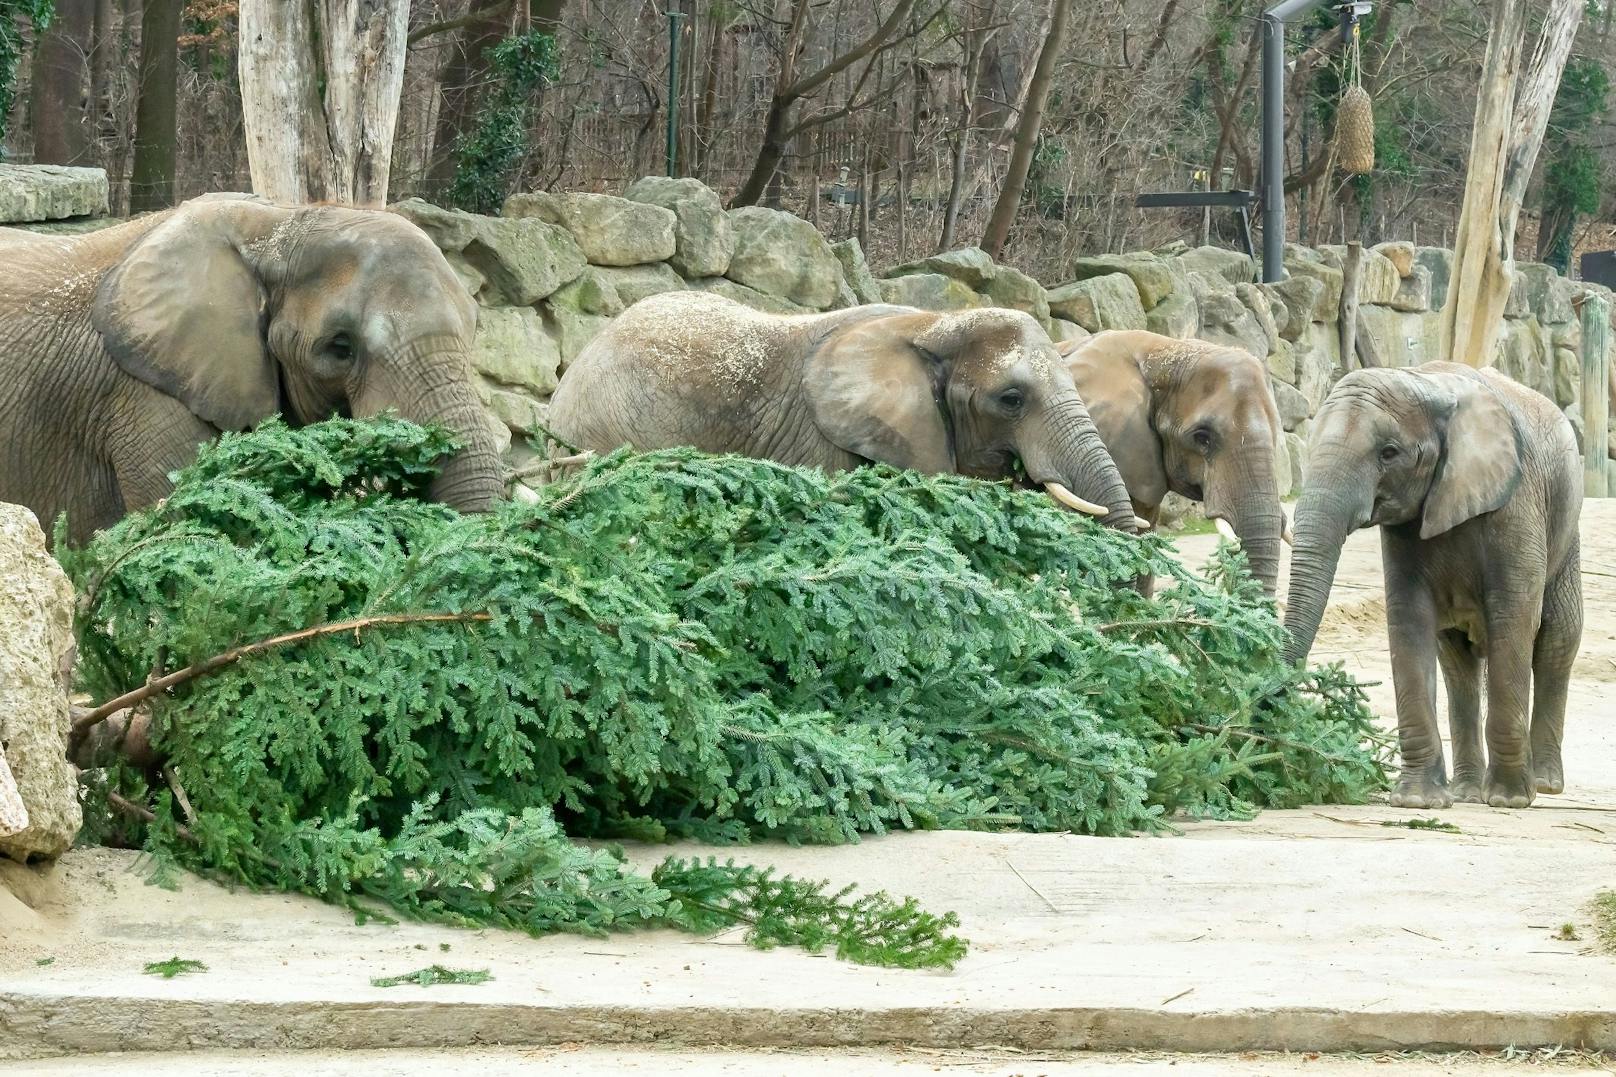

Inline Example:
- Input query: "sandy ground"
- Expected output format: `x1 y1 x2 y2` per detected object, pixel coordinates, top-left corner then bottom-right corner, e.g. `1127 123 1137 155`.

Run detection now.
4 503 1616 1070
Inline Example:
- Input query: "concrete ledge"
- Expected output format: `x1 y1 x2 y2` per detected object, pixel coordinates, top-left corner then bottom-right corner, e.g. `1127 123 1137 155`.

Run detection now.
0 165 109 223
5 994 1616 1057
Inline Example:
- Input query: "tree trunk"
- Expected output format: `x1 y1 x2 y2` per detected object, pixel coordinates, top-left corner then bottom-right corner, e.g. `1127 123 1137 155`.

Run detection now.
1340 241 1362 372
425 0 514 191
1440 0 1584 368
980 0 1070 259
238 0 410 206
30 0 96 165
128 0 180 212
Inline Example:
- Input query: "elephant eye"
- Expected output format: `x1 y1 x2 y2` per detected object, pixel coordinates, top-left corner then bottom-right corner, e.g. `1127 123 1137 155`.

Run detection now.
324 332 357 364
1380 444 1400 463
997 388 1025 410
1190 425 1214 451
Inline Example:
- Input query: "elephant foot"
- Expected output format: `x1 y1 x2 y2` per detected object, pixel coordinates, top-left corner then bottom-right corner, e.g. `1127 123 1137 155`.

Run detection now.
1449 772 1484 804
1484 764 1535 809
1389 774 1453 810
1534 761 1565 795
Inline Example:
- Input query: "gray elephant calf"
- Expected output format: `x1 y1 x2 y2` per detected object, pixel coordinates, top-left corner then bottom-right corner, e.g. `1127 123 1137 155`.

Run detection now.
1282 362 1582 809
549 291 1139 530
0 195 503 544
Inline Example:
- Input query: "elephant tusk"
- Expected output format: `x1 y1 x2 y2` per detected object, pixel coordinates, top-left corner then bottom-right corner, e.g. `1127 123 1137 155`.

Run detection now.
1133 516 1152 532
1044 481 1109 517
1282 522 1294 546
1213 517 1239 545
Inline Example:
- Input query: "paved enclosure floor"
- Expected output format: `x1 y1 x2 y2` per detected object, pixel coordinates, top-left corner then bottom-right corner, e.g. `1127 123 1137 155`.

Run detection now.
5 504 1616 1064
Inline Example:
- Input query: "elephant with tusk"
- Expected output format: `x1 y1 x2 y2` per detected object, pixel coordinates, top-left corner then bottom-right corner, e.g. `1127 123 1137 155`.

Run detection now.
547 292 1141 531
1058 330 1290 595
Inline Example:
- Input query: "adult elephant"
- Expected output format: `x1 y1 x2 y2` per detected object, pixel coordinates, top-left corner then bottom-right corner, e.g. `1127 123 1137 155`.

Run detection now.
1059 330 1288 594
0 195 502 544
1281 363 1582 810
548 292 1139 530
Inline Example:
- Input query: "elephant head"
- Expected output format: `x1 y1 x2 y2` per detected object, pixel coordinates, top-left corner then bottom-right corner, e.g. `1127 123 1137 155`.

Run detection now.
91 197 501 513
1282 363 1523 665
1062 330 1287 593
803 305 1140 530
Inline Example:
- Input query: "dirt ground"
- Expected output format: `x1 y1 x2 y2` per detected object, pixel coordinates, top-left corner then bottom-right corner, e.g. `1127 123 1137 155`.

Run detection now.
4 503 1616 1070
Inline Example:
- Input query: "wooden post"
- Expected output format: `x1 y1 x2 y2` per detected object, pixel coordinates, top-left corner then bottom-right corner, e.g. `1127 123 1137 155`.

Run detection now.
1580 292 1611 497
1340 241 1363 371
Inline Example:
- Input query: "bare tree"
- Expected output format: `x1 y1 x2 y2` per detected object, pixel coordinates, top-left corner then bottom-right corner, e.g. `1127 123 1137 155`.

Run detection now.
129 0 182 211
30 0 95 165
1441 0 1585 368
980 0 1069 259
237 0 410 205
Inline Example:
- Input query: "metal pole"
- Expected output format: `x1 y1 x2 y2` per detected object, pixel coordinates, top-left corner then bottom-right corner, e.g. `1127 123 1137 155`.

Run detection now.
1260 11 1287 283
666 11 684 177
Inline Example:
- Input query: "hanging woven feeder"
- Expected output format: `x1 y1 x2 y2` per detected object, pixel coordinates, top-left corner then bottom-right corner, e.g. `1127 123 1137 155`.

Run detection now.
1335 29 1374 175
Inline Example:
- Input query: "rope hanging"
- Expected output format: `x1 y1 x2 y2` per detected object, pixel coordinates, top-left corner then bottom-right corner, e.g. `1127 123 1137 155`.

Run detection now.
1336 23 1375 175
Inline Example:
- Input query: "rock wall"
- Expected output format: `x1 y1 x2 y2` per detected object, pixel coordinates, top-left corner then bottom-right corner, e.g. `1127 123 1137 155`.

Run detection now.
387 178 1616 498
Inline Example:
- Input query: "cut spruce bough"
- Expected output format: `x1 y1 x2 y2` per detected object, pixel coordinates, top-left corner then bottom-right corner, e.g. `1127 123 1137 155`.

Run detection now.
64 417 1387 965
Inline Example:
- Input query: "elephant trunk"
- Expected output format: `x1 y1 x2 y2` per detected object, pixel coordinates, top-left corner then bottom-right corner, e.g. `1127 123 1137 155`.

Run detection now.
1280 454 1373 665
1205 444 1285 596
357 343 504 514
1025 392 1139 533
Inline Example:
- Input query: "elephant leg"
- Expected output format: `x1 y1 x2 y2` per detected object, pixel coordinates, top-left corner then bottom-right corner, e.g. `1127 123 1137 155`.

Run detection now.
1530 547 1582 796
1482 592 1543 809
1437 628 1484 803
1135 501 1160 598
1386 579 1451 809
105 388 218 514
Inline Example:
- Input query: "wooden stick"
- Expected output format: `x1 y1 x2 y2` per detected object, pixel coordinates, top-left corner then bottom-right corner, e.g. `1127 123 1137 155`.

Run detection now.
73 611 491 737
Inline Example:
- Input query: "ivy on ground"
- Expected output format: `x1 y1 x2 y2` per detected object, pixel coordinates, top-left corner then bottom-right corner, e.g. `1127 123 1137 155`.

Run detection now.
63 417 1387 968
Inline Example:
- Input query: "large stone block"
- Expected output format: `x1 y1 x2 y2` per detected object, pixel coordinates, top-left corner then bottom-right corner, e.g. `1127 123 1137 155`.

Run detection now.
594 262 685 309
690 276 816 315
476 378 550 437
1554 345 1580 408
1051 318 1091 344
1298 324 1340 410
504 191 677 267
469 307 561 397
1262 275 1325 340
1356 305 1438 370
1389 264 1432 313
725 206 843 310
1373 241 1416 278
0 164 109 222
1354 247 1403 306
542 300 612 367
1494 317 1553 398
877 273 982 312
1047 274 1146 332
1176 245 1255 285
624 176 734 277
1267 340 1298 385
1414 247 1453 310
390 198 587 306
1272 378 1309 431
550 268 626 316
1236 283 1282 354
1514 263 1577 325
888 247 999 288
1196 288 1268 358
1145 289 1198 339
831 238 883 305
1280 256 1343 321
1069 253 1178 310
980 265 1051 329
0 504 80 861
1505 270 1532 319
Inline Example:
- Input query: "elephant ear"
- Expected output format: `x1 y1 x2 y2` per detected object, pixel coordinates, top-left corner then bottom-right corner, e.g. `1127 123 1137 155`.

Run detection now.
92 198 294 432
1064 335 1167 508
803 311 955 474
1420 371 1523 539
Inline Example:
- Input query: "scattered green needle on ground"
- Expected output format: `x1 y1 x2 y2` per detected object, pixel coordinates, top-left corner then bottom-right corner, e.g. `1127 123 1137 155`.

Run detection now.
143 957 207 978
1382 817 1462 833
371 965 492 988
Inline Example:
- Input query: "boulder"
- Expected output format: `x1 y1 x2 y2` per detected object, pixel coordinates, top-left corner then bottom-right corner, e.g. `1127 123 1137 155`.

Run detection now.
876 273 982 312
981 264 1051 329
725 206 843 310
594 262 685 309
1389 265 1432 313
1553 345 1580 408
1494 317 1553 398
1315 245 1346 270
1505 271 1532 319
1565 405 1586 454
831 238 883 305
1356 304 1432 370
1373 241 1416 278
549 268 625 317
0 504 80 861
1047 274 1146 332
390 198 587 306
542 297 612 367
1272 378 1310 431
1051 318 1091 344
1069 253 1178 310
1280 256 1343 321
1515 263 1576 325
1414 247 1453 310
1145 289 1198 339
1551 318 1582 351
1236 283 1282 354
476 378 551 437
1296 329 1338 412
1196 288 1268 358
469 307 561 397
690 276 816 315
503 191 677 267
1354 247 1403 306
1176 245 1255 285
1262 275 1324 341
888 247 999 289
1267 340 1298 385
624 176 734 277
0 163 109 222
1283 431 1308 497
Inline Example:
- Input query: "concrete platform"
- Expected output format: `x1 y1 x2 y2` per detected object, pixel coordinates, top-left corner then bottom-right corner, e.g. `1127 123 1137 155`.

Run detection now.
4 505 1616 1062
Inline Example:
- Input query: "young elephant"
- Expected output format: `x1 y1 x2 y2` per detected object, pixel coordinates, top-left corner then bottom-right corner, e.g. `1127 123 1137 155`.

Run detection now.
1282 362 1582 809
0 194 503 544
1059 330 1288 594
549 291 1139 530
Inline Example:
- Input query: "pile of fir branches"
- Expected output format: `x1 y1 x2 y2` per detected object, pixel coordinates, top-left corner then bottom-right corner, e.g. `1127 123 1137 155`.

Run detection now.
62 417 1387 967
